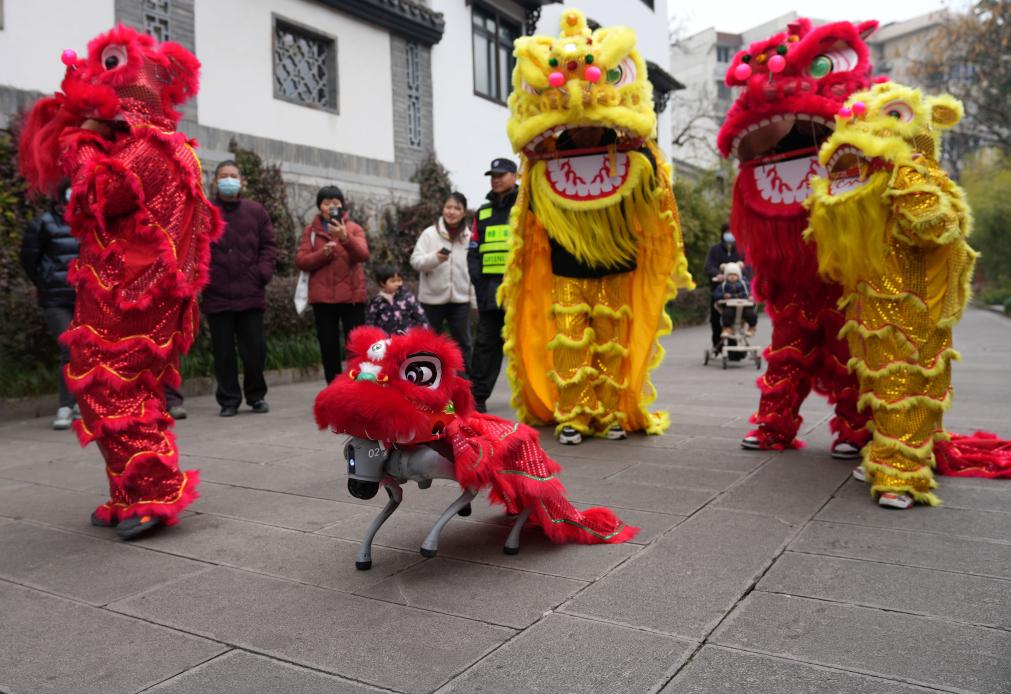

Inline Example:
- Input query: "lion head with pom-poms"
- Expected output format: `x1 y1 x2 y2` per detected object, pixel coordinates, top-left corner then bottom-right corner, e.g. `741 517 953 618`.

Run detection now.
19 24 200 197
314 327 477 446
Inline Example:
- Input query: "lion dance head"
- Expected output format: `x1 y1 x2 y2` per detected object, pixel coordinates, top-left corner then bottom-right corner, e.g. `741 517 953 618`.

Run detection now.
19 24 200 196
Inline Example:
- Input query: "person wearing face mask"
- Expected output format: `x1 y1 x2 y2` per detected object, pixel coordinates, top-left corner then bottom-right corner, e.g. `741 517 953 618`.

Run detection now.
704 223 749 351
296 185 370 384
410 191 472 374
202 160 278 416
20 180 80 429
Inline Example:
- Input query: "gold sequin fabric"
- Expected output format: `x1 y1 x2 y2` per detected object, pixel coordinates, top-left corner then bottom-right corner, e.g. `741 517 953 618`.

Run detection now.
550 274 632 435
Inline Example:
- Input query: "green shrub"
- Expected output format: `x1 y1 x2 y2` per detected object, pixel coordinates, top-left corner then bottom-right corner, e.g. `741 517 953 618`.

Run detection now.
666 288 712 328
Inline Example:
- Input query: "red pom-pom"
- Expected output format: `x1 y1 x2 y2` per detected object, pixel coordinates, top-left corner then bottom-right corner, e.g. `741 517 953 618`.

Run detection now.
61 49 77 66
548 71 565 87
768 54 786 73
733 63 752 81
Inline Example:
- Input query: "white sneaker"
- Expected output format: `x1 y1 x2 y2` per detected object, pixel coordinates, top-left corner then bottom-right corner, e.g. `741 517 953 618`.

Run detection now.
740 435 762 450
605 425 627 440
878 492 913 510
851 465 866 482
52 407 73 430
558 426 583 445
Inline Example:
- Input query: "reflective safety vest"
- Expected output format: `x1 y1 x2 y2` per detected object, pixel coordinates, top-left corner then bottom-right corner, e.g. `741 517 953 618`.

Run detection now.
474 190 516 276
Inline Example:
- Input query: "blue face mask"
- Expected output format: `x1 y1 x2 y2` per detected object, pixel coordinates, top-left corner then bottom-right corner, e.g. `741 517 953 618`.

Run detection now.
723 232 735 244
217 178 241 197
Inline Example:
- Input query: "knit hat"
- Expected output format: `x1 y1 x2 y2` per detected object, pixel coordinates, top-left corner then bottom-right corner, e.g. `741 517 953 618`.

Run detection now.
723 262 742 277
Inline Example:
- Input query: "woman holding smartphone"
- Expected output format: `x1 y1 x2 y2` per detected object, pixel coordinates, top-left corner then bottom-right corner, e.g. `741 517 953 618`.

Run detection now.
410 191 472 374
296 185 370 383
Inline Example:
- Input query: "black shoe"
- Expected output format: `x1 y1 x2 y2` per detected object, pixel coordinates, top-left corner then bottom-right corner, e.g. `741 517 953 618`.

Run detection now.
90 510 115 527
474 400 487 414
168 405 188 420
219 406 239 417
251 400 270 414
116 514 161 540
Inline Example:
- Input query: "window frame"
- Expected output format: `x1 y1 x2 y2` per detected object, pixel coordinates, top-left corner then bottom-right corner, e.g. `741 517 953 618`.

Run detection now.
271 13 340 114
143 0 171 43
471 3 521 107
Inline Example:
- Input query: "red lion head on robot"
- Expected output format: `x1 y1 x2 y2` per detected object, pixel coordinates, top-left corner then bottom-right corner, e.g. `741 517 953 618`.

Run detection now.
314 327 477 446
19 24 200 196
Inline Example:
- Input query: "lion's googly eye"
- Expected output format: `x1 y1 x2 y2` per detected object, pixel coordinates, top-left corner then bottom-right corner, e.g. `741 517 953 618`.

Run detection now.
400 352 442 389
367 340 391 362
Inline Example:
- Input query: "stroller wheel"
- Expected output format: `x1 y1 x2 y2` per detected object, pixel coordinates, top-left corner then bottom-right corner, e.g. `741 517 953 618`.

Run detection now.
722 355 728 370
755 355 762 369
703 349 710 365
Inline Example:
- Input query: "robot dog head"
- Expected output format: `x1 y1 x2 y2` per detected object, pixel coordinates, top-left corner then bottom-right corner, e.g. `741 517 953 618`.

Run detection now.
314 327 476 446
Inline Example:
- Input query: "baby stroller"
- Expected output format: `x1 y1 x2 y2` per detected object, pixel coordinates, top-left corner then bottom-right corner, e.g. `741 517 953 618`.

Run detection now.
704 298 762 370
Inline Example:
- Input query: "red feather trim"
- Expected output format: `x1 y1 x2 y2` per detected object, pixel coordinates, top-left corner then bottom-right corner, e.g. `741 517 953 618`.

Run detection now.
936 432 1011 479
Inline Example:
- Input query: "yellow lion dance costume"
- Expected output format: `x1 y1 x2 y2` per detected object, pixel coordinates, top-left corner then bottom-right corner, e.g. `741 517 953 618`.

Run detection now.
805 83 977 508
500 10 692 444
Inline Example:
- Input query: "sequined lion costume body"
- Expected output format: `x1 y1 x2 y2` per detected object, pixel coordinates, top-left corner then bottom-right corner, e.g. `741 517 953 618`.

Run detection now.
716 18 878 454
805 83 977 506
19 26 221 531
500 10 693 442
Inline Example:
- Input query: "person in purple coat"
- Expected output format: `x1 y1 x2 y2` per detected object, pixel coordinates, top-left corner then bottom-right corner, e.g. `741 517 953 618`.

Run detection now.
202 160 278 417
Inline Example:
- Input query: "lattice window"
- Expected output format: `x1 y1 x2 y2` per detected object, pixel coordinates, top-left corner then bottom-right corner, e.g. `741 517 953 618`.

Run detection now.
406 41 423 149
472 4 520 105
143 0 171 43
273 17 338 112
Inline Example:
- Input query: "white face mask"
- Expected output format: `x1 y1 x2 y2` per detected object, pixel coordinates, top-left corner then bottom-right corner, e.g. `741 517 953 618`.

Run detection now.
217 177 241 197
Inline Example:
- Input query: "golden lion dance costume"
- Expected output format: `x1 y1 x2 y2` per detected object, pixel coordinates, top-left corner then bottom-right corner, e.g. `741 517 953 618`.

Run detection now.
805 83 1011 507
500 10 692 442
19 26 220 536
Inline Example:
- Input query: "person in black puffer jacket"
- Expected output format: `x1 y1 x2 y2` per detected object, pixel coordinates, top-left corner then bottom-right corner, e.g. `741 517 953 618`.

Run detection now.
19 181 78 429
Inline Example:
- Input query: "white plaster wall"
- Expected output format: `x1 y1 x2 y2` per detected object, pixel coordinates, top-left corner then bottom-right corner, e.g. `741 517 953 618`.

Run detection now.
195 0 394 161
0 0 115 92
431 0 673 204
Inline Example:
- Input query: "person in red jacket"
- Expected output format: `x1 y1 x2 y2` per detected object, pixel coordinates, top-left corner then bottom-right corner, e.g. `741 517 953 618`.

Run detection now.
203 160 278 416
296 185 370 383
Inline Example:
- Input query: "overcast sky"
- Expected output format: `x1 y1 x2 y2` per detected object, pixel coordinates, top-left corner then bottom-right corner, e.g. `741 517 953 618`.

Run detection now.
668 0 966 37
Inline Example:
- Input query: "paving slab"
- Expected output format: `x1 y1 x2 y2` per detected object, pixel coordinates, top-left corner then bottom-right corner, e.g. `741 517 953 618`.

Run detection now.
318 507 637 581
661 646 938 693
147 650 385 693
0 581 225 694
110 565 512 693
759 551 1011 629
0 456 113 493
713 592 1011 693
817 492 1011 542
0 521 208 605
609 461 746 491
713 454 851 522
563 508 797 638
357 557 586 628
439 613 693 694
558 475 715 515
134 513 424 593
790 520 1011 580
193 481 372 532
0 481 113 538
183 455 341 496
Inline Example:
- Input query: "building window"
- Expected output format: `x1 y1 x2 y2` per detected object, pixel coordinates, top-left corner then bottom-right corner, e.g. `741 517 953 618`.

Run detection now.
716 81 733 102
472 4 520 105
143 0 171 42
716 45 733 63
273 17 338 113
406 41 423 149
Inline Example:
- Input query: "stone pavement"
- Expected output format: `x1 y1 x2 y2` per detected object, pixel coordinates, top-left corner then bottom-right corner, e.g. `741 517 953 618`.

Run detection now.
1 308 1009 694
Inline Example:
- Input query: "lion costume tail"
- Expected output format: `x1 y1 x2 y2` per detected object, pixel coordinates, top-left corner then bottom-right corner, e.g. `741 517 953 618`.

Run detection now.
448 414 638 544
935 431 1011 479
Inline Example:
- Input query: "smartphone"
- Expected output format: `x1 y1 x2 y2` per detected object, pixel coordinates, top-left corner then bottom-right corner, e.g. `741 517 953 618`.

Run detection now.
439 247 451 255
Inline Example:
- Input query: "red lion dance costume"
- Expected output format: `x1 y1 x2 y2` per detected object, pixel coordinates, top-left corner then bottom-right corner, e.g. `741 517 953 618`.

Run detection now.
716 18 878 455
19 26 221 537
314 327 637 549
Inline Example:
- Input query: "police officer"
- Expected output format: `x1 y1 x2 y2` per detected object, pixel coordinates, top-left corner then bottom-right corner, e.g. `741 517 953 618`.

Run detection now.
467 158 519 412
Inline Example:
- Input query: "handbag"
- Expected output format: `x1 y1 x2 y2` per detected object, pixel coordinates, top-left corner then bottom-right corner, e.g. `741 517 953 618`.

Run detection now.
293 230 315 315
